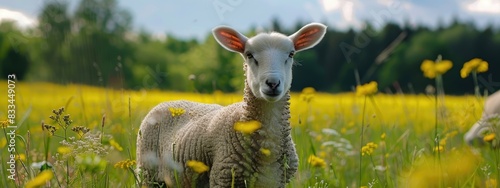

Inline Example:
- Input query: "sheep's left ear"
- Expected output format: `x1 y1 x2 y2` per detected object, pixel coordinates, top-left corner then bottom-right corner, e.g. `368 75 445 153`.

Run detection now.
289 23 327 52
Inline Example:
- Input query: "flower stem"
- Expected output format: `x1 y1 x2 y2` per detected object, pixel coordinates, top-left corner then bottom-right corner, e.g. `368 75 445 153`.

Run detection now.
472 71 480 99
359 95 367 186
370 155 383 186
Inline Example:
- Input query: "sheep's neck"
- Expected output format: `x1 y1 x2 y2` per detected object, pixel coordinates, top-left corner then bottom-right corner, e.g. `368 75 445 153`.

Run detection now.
241 81 290 128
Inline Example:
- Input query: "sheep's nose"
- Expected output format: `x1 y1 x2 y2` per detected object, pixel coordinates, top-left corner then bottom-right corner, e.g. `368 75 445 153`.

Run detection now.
266 79 280 90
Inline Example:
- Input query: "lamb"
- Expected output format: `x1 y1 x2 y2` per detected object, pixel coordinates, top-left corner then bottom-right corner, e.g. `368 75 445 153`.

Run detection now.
136 23 327 187
464 90 500 146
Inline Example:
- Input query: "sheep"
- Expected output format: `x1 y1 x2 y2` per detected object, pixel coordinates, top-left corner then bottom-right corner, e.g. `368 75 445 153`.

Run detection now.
464 90 500 146
136 23 327 187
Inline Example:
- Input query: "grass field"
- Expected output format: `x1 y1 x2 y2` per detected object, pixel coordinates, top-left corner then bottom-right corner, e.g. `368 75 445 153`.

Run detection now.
0 82 498 187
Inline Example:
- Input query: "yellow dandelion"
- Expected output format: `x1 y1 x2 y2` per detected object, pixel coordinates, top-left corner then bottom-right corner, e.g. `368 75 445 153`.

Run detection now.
300 87 316 102
433 145 444 153
260 148 271 156
381 133 386 140
0 120 9 128
361 142 378 156
461 58 489 78
110 139 123 151
484 133 495 142
186 160 209 174
234 120 261 134
420 59 453 79
356 81 378 96
114 159 136 169
308 155 326 168
15 154 26 162
169 107 185 117
57 146 72 155
25 170 53 188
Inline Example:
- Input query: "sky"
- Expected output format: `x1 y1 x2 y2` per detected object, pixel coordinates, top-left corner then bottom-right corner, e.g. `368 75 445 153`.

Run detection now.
0 0 499 41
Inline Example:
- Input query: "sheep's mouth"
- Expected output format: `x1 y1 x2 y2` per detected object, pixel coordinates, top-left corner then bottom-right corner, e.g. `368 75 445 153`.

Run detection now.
262 89 281 97
265 93 280 97
261 89 282 102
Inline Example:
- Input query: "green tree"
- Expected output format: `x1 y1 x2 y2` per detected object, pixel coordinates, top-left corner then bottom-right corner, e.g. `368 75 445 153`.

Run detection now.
37 0 71 82
0 22 30 80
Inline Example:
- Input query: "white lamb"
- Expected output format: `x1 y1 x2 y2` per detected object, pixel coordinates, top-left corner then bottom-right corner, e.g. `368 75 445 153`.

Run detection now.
136 23 327 187
464 90 500 145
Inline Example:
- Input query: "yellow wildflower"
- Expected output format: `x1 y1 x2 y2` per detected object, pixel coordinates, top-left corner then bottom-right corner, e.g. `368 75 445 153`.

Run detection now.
356 81 378 96
318 151 327 158
460 58 488 78
433 145 444 153
260 148 271 156
169 107 185 117
486 178 497 188
25 170 53 188
361 142 378 156
0 138 6 148
114 159 136 169
308 154 326 168
110 139 123 151
439 137 447 146
186 160 209 173
0 120 10 128
381 133 386 140
420 59 453 79
484 133 495 142
57 146 72 155
300 87 316 102
234 120 261 134
340 127 347 134
15 154 26 161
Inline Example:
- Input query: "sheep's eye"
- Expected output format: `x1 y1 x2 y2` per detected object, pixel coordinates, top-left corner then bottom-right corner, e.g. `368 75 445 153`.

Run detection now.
288 51 295 58
246 53 253 59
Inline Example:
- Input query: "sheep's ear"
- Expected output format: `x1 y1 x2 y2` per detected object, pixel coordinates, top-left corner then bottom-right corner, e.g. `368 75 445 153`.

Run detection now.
289 23 327 52
212 26 248 53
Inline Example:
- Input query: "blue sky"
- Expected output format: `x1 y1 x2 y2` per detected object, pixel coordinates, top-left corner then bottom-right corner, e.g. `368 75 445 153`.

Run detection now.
1 0 499 41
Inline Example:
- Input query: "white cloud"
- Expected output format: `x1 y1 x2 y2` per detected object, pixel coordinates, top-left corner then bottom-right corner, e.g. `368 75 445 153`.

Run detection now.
320 0 344 12
464 0 500 14
342 1 354 22
319 0 360 24
0 8 37 28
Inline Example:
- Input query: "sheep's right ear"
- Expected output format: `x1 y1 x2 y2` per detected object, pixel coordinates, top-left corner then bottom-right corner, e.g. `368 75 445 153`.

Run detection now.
212 26 248 54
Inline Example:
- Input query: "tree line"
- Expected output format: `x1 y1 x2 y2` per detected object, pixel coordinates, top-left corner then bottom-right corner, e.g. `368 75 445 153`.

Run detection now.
1 0 499 94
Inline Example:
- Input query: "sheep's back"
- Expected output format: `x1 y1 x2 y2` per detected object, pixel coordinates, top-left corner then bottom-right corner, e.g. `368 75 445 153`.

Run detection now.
484 91 500 116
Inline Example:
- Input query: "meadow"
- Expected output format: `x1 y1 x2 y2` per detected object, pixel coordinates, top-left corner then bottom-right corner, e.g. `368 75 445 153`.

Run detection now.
0 82 498 188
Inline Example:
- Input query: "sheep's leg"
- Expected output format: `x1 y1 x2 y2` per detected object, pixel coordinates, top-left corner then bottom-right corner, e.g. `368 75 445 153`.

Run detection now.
136 112 163 185
283 135 298 183
209 162 233 188
137 102 188 186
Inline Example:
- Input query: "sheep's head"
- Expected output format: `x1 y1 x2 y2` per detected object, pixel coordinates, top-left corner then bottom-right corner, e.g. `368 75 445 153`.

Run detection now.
213 23 326 102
